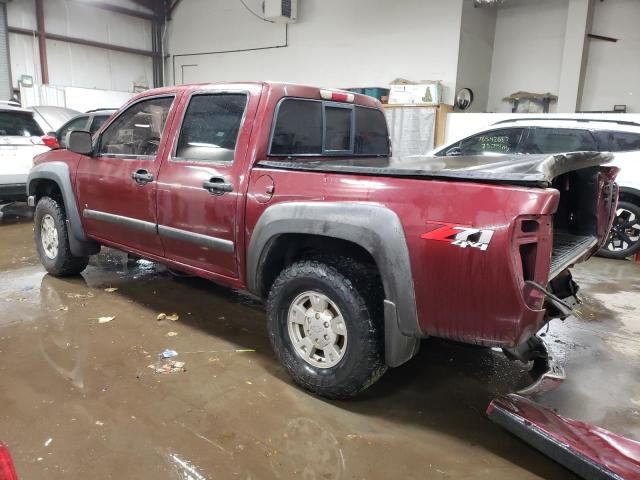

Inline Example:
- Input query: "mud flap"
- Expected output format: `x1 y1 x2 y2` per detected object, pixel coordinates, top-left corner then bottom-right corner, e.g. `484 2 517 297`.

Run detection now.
487 395 640 480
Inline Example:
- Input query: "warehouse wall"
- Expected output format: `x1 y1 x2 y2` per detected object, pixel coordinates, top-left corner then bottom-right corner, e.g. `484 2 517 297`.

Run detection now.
485 0 640 114
6 0 153 91
167 0 464 105
487 0 569 113
580 0 640 112
455 0 496 112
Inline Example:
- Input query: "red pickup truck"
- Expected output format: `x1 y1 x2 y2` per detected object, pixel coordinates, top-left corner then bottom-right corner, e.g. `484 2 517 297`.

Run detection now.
27 82 618 399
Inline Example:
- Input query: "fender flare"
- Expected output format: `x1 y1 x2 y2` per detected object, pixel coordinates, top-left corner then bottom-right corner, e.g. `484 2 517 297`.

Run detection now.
27 162 100 256
247 201 421 367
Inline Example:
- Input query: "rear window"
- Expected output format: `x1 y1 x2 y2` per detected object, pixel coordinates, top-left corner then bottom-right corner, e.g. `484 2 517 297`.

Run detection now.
0 111 44 136
593 131 640 152
270 98 389 156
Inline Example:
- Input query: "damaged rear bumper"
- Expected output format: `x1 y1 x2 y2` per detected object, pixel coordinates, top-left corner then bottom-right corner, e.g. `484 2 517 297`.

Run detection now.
487 395 640 480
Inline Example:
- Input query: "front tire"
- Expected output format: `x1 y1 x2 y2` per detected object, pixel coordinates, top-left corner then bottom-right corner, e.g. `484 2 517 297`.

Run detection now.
598 200 640 259
34 196 89 277
266 259 387 399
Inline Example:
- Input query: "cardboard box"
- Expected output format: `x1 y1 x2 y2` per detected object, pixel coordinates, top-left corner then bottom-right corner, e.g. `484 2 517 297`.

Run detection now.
388 83 442 105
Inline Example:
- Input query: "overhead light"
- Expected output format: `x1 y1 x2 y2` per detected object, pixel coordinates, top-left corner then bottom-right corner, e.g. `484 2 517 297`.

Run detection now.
20 75 33 87
473 0 507 6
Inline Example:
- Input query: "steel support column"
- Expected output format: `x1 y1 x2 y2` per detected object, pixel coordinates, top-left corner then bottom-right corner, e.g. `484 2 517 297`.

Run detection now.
35 0 48 84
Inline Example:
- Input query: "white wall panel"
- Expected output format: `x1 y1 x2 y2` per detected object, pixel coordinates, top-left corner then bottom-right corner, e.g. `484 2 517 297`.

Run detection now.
44 0 152 51
46 39 152 91
169 0 286 55
6 0 36 30
7 0 153 95
487 0 569 113
455 0 496 112
8 33 40 87
168 0 464 105
581 0 640 113
64 86 133 111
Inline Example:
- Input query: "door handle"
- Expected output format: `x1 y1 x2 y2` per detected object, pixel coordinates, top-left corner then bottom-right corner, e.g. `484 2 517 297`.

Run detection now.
203 177 234 196
131 169 154 185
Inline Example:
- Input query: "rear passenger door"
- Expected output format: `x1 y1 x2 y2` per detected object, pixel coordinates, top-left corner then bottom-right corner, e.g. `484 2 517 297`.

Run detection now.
155 87 260 279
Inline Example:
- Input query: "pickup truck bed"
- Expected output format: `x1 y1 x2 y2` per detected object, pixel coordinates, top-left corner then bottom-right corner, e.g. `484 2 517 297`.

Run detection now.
258 150 611 186
550 233 598 278
26 81 619 399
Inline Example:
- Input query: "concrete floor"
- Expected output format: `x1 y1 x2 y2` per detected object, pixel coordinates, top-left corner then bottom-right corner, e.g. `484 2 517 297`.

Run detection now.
1 203 638 480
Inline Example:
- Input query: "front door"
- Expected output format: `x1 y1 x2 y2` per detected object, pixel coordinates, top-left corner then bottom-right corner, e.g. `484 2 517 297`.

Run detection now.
76 95 177 256
156 89 257 279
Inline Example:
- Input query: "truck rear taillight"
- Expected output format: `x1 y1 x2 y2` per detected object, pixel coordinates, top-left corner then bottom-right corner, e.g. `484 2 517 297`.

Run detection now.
320 89 354 103
0 443 18 480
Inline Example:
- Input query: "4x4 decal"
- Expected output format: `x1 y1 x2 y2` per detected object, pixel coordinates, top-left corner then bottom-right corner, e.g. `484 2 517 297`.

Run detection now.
421 223 494 251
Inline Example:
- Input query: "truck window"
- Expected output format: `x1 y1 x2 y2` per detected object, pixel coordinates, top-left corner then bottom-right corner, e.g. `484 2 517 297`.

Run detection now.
98 96 173 158
354 107 389 155
325 106 352 152
175 93 248 162
457 128 524 155
525 128 596 154
270 99 389 156
271 100 323 155
593 131 640 152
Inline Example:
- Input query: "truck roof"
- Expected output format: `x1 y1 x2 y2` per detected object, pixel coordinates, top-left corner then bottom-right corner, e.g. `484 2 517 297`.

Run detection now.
492 118 640 133
131 81 382 108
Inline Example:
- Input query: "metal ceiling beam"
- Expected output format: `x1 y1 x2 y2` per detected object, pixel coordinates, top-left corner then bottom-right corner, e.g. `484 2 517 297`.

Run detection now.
71 0 156 20
8 26 153 57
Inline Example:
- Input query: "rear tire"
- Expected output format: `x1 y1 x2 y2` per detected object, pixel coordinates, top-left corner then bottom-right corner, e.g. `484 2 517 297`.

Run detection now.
266 259 387 399
597 200 640 259
34 196 89 277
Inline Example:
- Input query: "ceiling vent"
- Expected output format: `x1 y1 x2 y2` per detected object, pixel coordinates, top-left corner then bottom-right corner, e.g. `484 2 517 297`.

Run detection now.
263 0 297 23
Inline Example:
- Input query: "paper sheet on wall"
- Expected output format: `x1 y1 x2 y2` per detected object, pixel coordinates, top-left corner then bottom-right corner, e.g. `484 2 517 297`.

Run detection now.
384 107 436 159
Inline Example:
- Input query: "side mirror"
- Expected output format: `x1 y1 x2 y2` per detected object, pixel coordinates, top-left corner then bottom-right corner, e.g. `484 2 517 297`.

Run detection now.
46 131 56 137
67 130 93 155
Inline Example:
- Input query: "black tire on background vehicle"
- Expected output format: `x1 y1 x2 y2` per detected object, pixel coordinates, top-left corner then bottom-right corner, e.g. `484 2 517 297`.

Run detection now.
266 258 387 399
597 200 640 260
34 196 89 276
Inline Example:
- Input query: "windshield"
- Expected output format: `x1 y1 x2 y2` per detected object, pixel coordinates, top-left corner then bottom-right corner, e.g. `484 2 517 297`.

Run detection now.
0 111 44 137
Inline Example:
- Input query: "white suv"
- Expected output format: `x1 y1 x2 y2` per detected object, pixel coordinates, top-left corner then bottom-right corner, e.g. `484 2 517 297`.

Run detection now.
0 103 50 203
431 118 640 259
